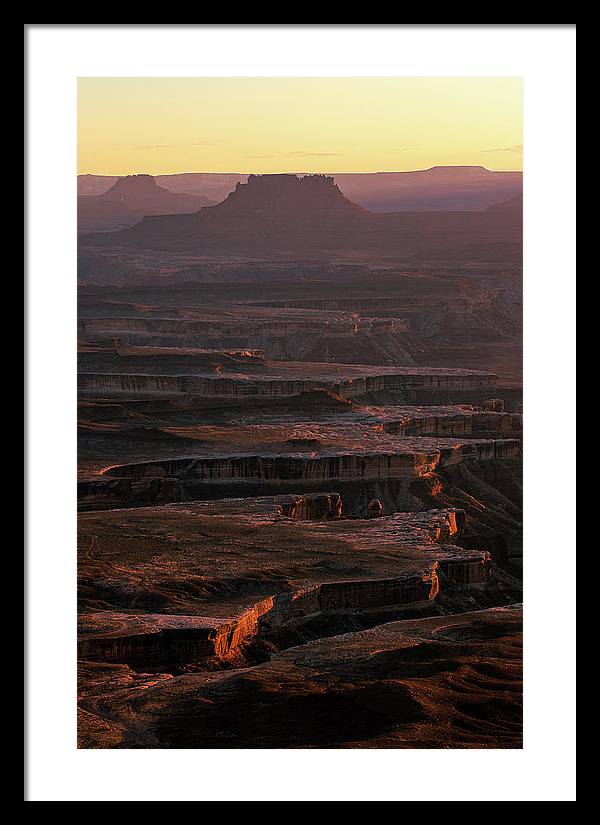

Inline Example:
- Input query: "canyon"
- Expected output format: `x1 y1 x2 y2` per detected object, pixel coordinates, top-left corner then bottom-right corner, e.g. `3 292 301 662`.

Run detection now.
77 171 522 749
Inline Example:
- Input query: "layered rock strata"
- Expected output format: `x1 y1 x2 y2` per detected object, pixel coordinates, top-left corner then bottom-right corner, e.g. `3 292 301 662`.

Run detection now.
78 496 492 669
101 438 520 482
78 433 520 511
77 364 497 402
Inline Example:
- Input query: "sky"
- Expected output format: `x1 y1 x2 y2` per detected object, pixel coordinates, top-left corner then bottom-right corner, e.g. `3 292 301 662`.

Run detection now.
78 77 522 176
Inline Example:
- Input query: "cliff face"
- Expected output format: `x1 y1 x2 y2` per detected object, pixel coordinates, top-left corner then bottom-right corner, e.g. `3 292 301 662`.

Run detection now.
77 365 497 402
77 498 492 670
77 438 521 513
100 439 520 484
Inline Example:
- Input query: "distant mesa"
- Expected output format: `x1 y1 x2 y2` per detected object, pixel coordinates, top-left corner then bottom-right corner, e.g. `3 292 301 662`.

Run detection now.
207 174 369 218
77 173 215 232
82 173 372 250
81 172 523 263
78 165 523 213
422 165 490 174
335 166 522 213
104 173 161 202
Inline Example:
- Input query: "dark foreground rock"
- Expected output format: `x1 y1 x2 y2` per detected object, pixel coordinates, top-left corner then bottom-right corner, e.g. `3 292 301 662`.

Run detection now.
78 605 522 749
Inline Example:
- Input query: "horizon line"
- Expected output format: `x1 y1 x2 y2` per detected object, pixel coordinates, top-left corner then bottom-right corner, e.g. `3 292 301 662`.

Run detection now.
78 164 524 177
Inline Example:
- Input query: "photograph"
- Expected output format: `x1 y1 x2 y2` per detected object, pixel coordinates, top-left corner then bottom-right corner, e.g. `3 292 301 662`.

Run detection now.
25 24 576 802
76 75 525 750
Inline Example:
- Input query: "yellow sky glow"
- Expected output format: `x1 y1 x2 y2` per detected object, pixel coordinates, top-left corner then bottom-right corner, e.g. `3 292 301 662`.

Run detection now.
78 77 522 176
